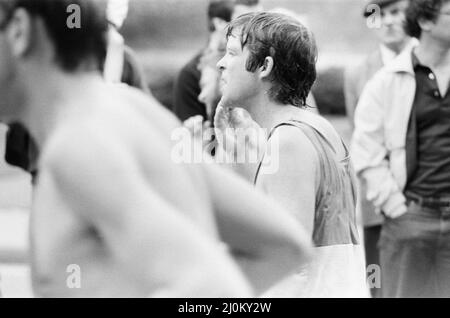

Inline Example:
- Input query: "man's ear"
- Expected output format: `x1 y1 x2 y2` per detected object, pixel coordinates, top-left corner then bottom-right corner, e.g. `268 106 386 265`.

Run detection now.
6 8 33 57
417 16 433 34
259 56 274 80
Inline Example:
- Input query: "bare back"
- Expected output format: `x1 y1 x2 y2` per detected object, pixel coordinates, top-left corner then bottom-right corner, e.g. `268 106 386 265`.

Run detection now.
30 83 247 297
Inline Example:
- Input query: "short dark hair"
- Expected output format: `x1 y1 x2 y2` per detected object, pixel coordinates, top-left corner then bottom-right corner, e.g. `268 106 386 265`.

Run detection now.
227 12 318 108
0 0 108 72
208 0 234 32
405 0 450 38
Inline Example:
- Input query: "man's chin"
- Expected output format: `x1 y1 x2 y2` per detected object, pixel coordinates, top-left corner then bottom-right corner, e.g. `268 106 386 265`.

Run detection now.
219 84 226 96
382 32 407 45
218 97 238 110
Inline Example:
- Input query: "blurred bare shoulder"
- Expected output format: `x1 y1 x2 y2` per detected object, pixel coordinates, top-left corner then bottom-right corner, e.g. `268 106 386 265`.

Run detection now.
112 84 183 135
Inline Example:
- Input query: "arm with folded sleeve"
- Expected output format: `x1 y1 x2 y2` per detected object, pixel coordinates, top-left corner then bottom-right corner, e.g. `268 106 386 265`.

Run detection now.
351 76 407 218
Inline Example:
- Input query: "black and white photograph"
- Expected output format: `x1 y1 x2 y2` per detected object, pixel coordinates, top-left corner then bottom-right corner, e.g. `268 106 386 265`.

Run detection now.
0 0 449 301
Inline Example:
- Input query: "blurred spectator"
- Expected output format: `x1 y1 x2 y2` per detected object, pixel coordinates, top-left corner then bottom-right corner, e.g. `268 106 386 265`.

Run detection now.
172 0 236 122
4 123 39 179
121 46 150 92
344 0 415 298
352 0 450 297
345 0 414 126
104 0 149 91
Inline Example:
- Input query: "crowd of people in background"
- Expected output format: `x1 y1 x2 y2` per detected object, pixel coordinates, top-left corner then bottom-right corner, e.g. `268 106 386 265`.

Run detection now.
351 0 450 298
0 0 448 298
345 0 418 298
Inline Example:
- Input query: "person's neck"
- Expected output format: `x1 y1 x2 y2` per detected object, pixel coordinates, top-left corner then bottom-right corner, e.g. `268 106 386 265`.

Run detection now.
415 36 450 69
18 66 102 150
383 38 410 55
244 93 294 131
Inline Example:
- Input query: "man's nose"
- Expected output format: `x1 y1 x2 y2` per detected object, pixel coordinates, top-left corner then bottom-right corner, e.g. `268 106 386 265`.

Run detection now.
217 56 225 71
382 12 394 26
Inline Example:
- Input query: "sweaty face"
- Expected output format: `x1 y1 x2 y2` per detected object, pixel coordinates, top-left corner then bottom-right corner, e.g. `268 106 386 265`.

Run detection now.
217 32 260 109
375 0 409 48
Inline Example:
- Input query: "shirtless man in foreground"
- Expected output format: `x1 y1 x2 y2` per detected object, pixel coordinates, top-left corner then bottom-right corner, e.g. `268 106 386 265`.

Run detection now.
0 0 311 297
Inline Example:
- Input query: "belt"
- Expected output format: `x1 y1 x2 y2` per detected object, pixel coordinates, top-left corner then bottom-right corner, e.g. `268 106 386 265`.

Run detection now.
405 191 450 208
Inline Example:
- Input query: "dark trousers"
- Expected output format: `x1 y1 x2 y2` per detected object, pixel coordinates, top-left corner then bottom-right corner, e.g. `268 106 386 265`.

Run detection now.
364 225 382 298
379 201 450 298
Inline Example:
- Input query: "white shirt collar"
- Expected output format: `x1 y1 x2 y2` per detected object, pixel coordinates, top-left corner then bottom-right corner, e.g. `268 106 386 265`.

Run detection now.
380 38 418 66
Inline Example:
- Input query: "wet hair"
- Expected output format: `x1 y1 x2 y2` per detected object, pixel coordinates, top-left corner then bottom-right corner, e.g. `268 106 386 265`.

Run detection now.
0 0 108 72
404 0 450 38
208 0 234 32
227 12 318 107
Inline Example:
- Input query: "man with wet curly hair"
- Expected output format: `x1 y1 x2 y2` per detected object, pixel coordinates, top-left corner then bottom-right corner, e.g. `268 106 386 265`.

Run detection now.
215 12 367 297
222 12 317 108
